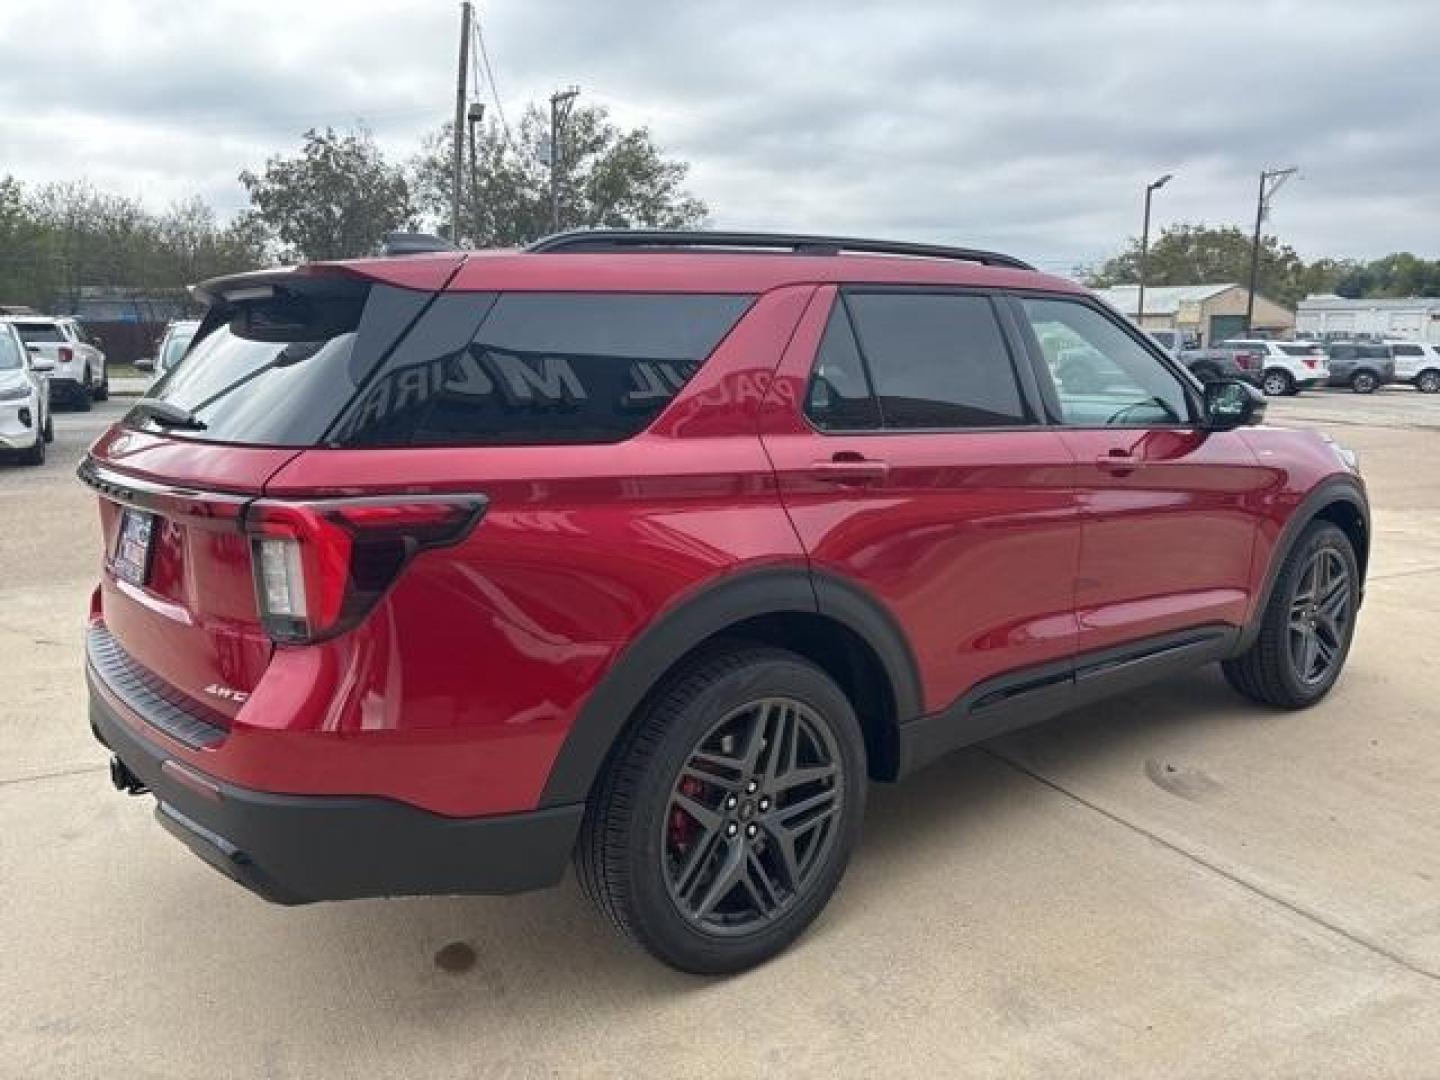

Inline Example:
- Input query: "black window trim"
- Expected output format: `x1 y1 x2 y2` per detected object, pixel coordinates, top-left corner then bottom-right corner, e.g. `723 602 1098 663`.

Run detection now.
1003 291 1206 431
799 285 1050 436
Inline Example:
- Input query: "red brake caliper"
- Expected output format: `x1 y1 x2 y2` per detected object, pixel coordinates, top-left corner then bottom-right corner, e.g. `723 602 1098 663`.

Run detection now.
670 776 705 850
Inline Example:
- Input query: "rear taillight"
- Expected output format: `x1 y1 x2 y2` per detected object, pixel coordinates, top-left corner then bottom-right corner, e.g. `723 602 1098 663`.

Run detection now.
1236 351 1259 370
244 495 487 643
58 345 73 363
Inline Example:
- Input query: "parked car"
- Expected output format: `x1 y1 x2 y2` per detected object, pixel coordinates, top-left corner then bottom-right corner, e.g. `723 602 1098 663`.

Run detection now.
1176 341 1265 386
1145 329 1200 356
0 315 108 408
1325 342 1395 394
1387 341 1440 393
137 319 201 379
0 320 54 465
81 230 1369 974
1207 338 1328 396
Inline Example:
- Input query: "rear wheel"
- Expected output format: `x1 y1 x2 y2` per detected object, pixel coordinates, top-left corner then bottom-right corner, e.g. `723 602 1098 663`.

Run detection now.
93 366 109 402
1261 369 1292 396
1223 522 1359 708
42 411 54 443
1350 370 1378 394
18 432 45 466
74 370 93 412
576 645 866 974
1416 369 1440 394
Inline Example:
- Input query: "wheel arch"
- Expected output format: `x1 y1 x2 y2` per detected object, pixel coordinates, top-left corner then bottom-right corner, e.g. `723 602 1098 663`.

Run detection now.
538 568 922 808
1238 476 1370 652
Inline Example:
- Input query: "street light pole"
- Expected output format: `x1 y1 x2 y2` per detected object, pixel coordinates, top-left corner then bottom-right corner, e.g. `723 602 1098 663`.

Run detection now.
1245 166 1299 334
1137 173 1172 327
548 87 580 233
451 1 473 244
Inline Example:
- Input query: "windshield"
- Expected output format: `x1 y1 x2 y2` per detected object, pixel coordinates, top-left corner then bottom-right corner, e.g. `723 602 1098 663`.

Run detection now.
0 330 22 371
14 322 64 344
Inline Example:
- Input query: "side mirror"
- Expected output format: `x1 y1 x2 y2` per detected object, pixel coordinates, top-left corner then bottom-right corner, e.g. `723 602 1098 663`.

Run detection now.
1203 379 1266 431
134 356 155 373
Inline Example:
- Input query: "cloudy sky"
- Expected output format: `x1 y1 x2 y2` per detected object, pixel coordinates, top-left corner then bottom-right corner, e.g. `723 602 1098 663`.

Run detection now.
2 0 1436 272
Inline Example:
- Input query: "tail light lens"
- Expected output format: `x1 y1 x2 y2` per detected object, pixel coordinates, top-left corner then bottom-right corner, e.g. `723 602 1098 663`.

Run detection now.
58 345 73 363
1236 351 1258 370
244 495 487 643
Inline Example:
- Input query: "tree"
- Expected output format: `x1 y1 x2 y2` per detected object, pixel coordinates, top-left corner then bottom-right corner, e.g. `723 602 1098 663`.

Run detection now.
239 126 416 261
1334 253 1440 299
411 102 707 247
1081 223 1327 308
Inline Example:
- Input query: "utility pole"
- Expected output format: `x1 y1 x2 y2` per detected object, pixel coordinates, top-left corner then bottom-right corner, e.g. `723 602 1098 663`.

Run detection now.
548 86 579 232
467 102 485 242
451 1 473 244
1245 165 1299 333
1136 173 1173 327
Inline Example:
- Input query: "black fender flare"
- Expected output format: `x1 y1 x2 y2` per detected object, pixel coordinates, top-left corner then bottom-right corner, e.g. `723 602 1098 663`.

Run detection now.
1236 474 1369 653
538 566 922 808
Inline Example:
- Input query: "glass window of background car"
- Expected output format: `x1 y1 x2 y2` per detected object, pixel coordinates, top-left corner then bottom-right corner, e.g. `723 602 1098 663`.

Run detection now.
0 329 22 370
1022 297 1192 427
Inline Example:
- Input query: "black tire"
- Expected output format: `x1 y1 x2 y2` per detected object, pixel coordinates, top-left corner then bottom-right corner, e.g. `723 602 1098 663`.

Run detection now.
18 433 45 466
1223 522 1359 708
74 371 93 412
1416 369 1440 394
1261 369 1292 397
1350 370 1378 394
93 368 109 402
576 644 866 975
42 411 54 443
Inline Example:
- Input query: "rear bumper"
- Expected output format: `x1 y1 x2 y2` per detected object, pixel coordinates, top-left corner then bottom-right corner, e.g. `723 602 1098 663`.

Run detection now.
87 665 583 904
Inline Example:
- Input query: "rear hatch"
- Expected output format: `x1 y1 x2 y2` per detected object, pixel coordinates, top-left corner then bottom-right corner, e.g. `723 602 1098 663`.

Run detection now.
83 261 456 721
1278 341 1328 376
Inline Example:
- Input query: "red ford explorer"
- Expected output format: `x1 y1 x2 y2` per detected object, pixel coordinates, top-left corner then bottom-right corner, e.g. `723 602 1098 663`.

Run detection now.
82 230 1368 973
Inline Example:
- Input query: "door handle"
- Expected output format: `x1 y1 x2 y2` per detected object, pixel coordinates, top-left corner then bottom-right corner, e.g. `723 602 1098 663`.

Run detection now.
809 453 890 484
1095 449 1143 475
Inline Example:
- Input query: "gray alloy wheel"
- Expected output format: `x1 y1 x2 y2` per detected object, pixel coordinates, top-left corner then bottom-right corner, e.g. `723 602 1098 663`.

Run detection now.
1286 548 1353 687
1416 370 1440 394
1261 370 1291 396
662 696 843 935
1351 370 1378 394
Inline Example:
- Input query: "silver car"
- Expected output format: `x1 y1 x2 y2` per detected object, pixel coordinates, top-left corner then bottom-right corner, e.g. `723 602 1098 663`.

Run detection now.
0 321 54 466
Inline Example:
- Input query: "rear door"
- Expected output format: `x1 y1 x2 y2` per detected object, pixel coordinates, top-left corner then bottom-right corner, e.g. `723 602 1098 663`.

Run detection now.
1012 294 1266 655
760 286 1081 721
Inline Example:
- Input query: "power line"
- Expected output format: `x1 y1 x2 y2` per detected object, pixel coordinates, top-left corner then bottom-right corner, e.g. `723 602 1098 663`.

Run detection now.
473 13 517 154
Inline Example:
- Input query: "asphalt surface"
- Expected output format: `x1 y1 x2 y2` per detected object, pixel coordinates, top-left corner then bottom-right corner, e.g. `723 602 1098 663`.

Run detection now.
2 390 1438 1078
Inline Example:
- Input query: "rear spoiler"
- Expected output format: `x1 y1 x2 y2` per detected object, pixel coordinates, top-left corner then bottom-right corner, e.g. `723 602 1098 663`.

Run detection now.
192 253 468 308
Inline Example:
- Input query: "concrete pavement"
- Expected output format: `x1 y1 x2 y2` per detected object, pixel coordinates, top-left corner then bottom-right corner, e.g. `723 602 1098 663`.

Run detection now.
1 395 1437 1078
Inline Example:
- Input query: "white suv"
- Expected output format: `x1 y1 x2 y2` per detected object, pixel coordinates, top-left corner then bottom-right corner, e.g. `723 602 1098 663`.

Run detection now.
0 321 54 465
1389 342 1440 394
1216 338 1329 396
0 316 108 409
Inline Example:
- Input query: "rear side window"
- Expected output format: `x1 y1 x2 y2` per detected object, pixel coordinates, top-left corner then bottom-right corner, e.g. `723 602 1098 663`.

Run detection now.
14 322 64 344
335 293 752 447
843 292 1030 428
1392 344 1422 357
1280 344 1322 357
806 301 881 430
1359 345 1391 359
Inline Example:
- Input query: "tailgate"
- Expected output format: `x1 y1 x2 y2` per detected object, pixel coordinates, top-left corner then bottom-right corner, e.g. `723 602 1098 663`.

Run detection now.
82 428 302 722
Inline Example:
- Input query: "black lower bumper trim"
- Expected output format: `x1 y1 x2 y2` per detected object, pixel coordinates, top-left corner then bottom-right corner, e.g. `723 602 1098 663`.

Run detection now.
88 671 584 904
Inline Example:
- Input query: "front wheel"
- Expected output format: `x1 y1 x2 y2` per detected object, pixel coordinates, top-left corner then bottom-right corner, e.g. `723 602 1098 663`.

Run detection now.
1261 370 1292 397
1223 522 1359 708
1351 371 1378 394
1416 369 1440 394
18 433 45 466
93 367 109 402
576 645 866 974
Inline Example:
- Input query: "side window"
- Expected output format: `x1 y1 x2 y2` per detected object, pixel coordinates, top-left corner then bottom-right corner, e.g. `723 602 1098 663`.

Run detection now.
1021 297 1193 427
1392 345 1422 357
335 292 753 447
844 292 1030 429
806 300 881 430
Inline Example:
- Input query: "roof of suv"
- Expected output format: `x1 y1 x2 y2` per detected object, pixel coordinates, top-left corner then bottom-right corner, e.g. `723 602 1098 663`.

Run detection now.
197 231 1085 303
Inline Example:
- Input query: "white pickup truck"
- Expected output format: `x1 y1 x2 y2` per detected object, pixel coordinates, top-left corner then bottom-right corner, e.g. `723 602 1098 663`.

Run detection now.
0 316 109 409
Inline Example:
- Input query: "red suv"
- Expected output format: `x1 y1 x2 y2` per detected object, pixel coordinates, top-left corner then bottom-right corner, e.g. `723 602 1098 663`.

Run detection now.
83 231 1368 973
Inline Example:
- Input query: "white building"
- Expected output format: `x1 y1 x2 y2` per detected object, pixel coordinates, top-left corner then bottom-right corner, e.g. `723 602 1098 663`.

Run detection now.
1295 295 1440 343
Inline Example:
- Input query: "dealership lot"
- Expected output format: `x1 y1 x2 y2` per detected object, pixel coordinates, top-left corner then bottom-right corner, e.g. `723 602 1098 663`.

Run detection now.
2 393 1437 1078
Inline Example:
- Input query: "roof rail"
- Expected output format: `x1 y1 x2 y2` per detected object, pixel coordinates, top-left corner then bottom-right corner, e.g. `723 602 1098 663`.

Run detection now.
524 229 1034 270
381 232 459 257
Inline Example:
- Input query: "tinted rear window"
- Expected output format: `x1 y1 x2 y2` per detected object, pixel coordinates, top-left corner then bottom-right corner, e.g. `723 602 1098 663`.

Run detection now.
333 293 752 447
14 322 64 343
1279 344 1322 357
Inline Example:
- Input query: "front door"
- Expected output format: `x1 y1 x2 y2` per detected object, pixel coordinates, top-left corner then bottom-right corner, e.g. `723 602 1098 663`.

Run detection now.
759 286 1082 719
1012 295 1266 657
